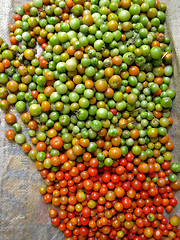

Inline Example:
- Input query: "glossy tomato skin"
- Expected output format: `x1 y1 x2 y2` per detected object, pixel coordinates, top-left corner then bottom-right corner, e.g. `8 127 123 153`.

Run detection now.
51 217 60 226
109 108 117 116
121 197 132 209
125 152 134 162
50 137 63 149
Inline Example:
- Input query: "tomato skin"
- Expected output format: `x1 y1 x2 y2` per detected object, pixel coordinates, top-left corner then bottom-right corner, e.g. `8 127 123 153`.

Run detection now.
121 197 132 209
114 187 125 198
132 180 142 191
43 193 52 203
14 14 21 21
79 226 89 237
5 113 16 124
5 130 15 141
153 229 163 239
36 141 47 151
116 166 125 175
125 153 134 162
82 207 91 218
109 147 121 159
51 156 61 166
50 137 63 149
22 143 31 153
51 217 60 226
109 108 117 116
129 66 140 76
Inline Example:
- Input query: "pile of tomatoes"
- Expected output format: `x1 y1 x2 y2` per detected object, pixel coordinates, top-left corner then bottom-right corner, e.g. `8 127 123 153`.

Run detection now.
0 0 180 239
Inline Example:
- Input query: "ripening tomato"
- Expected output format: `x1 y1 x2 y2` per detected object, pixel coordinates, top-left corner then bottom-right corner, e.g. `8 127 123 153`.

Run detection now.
50 136 63 149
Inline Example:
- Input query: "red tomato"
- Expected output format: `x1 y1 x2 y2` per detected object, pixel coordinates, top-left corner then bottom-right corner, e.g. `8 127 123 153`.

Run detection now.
109 108 117 116
50 136 63 149
121 197 132 209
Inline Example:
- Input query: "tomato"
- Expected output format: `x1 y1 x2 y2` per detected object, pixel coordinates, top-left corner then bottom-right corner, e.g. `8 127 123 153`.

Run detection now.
109 108 117 116
50 137 63 149
121 197 132 209
114 187 125 198
125 153 134 162
109 147 121 159
5 113 16 124
5 130 15 141
43 193 52 203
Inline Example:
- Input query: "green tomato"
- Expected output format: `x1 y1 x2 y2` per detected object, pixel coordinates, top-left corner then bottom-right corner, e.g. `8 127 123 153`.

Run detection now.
159 117 169 127
43 158 51 169
119 10 131 22
2 50 14 60
76 109 88 120
56 84 68 95
171 163 180 173
37 152 46 162
147 213 155 222
132 145 141 155
129 4 141 15
22 32 31 42
87 142 97 153
69 92 79 102
37 132 46 141
94 40 104 51
50 92 61 102
117 231 124 238
0 73 8 84
79 97 89 108
166 89 176 99
12 123 22 132
169 173 177 182
150 47 162 59
15 134 26 145
29 104 42 116
84 89 94 99
75 84 85 94
15 6 25 16
59 115 70 126
120 146 128 156
85 66 95 77
96 108 108 119
15 101 26 113
66 58 77 71
158 127 167 136
160 97 172 108
81 58 91 67
104 158 113 166
91 120 102 132
34 0 43 8
108 128 118 137
164 65 173 76
150 83 159 93
113 91 123 102
144 0 156 8
123 52 135 65
58 32 68 43
97 152 105 161
70 18 80 30
103 32 114 43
